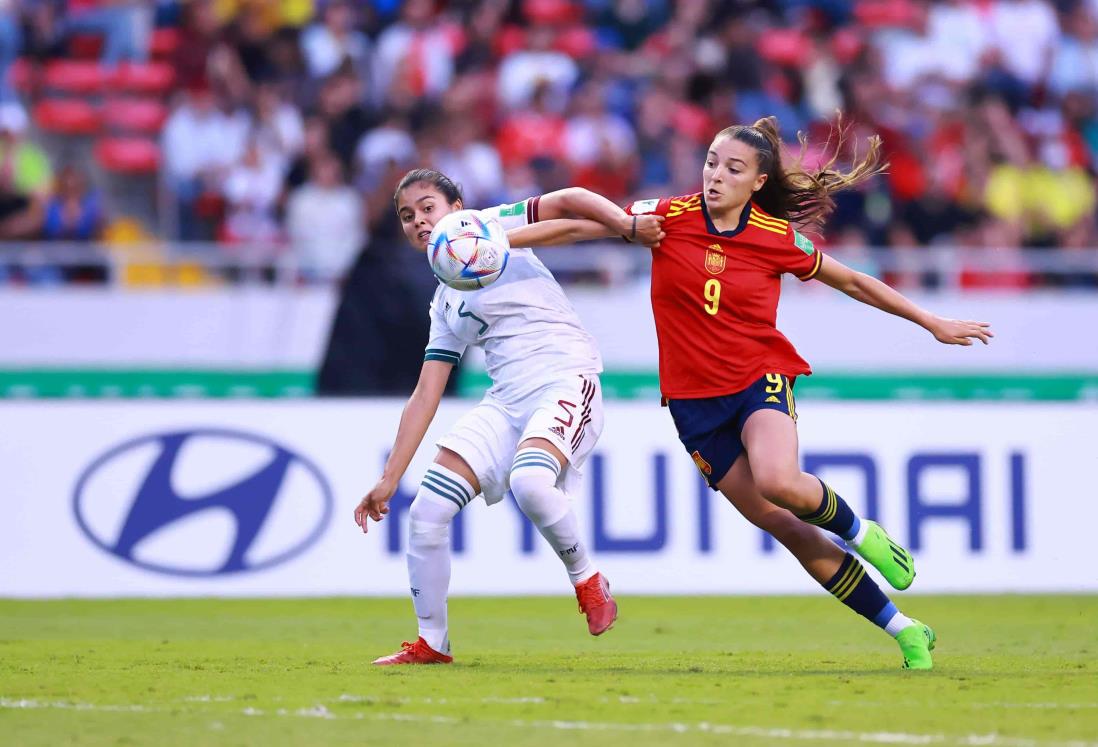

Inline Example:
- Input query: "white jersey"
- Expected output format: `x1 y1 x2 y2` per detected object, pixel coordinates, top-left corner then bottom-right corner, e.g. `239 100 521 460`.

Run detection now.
424 197 602 404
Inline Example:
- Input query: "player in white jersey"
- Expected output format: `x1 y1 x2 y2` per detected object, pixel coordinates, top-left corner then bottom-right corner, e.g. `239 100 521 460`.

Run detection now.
353 168 665 665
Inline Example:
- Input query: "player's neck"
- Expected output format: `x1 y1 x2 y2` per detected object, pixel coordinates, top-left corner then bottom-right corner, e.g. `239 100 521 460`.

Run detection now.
709 202 747 233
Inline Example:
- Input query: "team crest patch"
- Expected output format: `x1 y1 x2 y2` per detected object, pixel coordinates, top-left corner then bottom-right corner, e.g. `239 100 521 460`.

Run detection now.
549 425 566 440
630 198 659 214
705 244 726 275
691 450 712 476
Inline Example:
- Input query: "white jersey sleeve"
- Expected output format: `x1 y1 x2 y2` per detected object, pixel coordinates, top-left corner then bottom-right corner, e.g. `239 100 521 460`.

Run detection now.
423 289 466 366
482 196 542 231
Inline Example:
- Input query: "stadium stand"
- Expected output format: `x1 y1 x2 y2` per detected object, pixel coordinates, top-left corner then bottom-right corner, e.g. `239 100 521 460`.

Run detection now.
0 0 1095 287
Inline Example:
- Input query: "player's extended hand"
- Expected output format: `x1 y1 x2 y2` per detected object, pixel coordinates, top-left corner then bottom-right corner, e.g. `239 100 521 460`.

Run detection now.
927 317 994 346
631 214 666 248
353 479 396 534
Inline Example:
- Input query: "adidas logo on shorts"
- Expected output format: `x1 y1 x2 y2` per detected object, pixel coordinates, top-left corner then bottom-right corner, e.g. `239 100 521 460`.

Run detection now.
549 426 566 440
765 396 781 403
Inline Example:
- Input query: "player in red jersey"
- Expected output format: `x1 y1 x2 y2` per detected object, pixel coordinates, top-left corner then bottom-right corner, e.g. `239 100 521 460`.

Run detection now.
512 117 993 669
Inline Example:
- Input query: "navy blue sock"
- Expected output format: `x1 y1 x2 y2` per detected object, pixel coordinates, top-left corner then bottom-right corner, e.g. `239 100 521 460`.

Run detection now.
798 478 861 541
823 553 897 631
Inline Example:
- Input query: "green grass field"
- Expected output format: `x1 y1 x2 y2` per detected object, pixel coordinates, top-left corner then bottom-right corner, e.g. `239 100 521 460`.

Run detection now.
2 596 1096 746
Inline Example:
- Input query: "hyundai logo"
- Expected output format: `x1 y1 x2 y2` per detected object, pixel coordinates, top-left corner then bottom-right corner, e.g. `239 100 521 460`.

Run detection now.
73 429 333 577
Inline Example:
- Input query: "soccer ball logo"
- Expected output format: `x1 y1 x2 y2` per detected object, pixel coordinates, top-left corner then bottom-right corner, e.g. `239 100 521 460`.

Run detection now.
427 209 511 291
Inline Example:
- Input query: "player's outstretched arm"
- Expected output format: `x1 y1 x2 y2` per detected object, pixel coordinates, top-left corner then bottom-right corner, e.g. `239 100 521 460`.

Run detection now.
537 187 632 232
353 360 453 534
508 216 665 248
815 254 994 346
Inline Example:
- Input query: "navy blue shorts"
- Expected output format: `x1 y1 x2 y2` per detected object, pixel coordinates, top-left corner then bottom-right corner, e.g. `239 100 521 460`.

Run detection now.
667 373 798 490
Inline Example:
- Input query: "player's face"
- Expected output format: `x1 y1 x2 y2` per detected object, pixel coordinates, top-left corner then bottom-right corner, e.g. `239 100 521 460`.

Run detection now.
703 137 768 214
396 182 463 252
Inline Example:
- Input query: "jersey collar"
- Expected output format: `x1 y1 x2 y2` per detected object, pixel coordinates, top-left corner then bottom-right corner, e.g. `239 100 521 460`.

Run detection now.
701 197 753 238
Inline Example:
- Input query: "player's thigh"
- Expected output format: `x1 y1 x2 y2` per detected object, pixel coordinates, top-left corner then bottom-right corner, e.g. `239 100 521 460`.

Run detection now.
433 447 481 494
740 407 801 496
518 374 602 470
436 400 521 504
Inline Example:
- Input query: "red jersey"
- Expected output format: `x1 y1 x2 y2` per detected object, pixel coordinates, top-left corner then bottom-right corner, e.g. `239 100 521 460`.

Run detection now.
624 193 824 399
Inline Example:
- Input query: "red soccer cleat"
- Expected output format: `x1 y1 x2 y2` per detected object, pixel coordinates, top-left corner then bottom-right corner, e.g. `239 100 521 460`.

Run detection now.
372 637 453 666
575 572 618 636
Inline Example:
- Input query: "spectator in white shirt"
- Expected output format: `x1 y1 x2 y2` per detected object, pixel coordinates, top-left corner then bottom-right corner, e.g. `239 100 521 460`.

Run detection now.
1049 5 1098 96
222 137 283 243
286 152 365 280
300 0 371 81
563 80 637 168
161 83 250 239
497 25 578 113
987 0 1060 86
252 83 304 175
430 116 504 208
355 111 418 191
926 0 991 84
373 0 457 104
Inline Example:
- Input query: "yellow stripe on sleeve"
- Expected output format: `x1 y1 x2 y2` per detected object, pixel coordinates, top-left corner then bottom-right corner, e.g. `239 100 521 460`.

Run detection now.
797 250 823 281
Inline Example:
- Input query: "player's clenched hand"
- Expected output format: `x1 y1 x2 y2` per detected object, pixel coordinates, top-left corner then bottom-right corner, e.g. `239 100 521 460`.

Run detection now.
354 479 396 534
928 317 994 346
632 214 665 247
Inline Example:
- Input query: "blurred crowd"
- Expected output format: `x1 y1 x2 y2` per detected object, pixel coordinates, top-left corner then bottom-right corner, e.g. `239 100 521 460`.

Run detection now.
1 0 1098 286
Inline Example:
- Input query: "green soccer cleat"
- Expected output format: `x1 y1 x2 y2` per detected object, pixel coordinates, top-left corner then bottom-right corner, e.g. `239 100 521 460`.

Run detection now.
853 520 916 590
897 620 936 670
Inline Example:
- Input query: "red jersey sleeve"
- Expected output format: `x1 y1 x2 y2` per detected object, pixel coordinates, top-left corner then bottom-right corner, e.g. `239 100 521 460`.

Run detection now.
775 226 824 281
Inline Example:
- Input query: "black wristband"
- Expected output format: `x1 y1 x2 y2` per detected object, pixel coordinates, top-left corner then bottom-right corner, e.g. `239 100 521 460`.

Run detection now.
630 215 637 241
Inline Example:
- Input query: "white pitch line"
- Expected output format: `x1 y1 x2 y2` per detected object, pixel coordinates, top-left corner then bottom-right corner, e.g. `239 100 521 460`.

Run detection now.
4 697 1095 747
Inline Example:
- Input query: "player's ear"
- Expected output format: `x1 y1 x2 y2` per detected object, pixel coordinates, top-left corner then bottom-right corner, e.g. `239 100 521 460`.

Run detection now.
752 172 768 193
452 199 464 211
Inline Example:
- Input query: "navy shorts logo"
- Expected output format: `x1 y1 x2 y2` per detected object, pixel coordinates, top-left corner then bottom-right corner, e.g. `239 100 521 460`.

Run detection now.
73 429 333 577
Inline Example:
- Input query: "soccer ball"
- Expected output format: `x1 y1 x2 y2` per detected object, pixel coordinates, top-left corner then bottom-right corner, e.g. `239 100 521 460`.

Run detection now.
427 209 510 291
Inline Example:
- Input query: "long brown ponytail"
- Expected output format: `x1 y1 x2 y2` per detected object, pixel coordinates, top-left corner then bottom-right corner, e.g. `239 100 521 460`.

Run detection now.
715 116 886 229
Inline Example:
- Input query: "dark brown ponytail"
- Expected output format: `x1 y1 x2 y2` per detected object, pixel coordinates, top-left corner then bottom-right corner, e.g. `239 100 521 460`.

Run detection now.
715 115 886 229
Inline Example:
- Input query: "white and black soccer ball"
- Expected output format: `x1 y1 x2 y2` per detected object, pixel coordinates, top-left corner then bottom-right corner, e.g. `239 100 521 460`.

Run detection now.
427 209 510 291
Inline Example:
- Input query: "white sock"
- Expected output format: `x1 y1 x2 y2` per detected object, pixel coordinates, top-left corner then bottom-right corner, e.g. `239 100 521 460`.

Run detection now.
539 510 596 585
406 465 474 654
510 448 597 585
885 611 915 637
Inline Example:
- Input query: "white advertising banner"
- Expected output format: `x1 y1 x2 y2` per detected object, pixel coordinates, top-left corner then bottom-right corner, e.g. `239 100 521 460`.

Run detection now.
3 287 1097 372
1 400 1095 597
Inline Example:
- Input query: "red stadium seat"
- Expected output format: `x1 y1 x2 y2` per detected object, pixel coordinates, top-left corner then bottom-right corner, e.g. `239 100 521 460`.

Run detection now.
9 58 34 95
43 60 110 95
554 26 596 60
854 0 919 28
101 98 169 134
32 99 101 135
111 62 175 95
94 137 160 174
149 28 181 59
69 33 105 60
757 29 812 68
495 26 527 57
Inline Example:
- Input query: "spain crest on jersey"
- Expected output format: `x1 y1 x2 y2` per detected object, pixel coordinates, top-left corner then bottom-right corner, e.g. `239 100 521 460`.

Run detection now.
705 244 726 275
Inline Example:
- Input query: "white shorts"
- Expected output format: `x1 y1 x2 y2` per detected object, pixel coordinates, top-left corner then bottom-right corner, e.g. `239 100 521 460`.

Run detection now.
436 374 603 505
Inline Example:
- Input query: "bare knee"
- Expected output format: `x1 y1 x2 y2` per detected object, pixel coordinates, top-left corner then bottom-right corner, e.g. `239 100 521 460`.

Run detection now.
751 468 805 511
